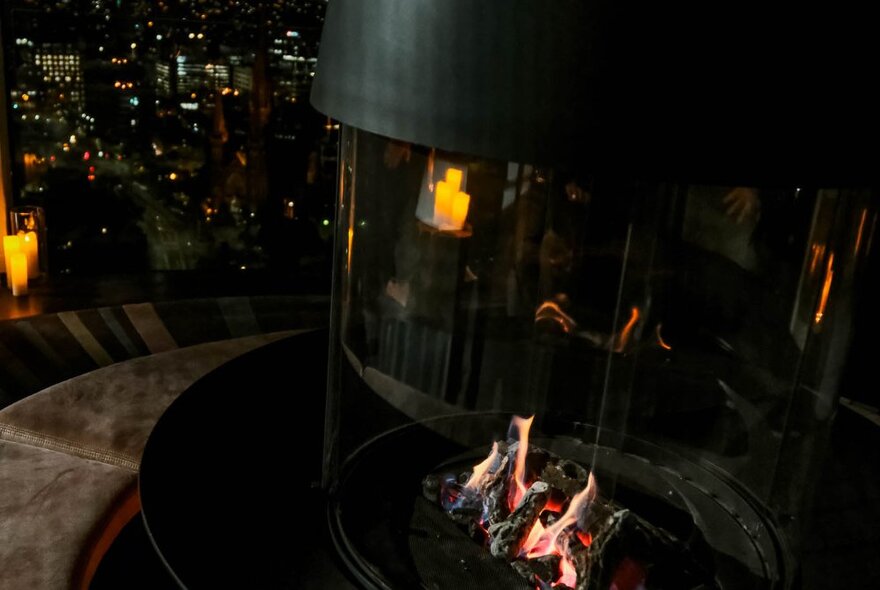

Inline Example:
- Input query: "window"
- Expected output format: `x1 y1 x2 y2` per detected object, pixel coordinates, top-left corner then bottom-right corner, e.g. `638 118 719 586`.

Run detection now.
2 0 335 279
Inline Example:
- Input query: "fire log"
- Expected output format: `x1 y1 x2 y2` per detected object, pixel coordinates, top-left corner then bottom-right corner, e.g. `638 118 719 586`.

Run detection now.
422 473 442 503
563 526 592 590
539 510 561 528
481 453 510 525
541 458 590 499
488 481 550 560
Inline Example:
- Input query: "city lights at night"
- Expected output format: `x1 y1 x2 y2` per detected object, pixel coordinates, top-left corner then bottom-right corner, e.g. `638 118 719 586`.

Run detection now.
4 0 333 274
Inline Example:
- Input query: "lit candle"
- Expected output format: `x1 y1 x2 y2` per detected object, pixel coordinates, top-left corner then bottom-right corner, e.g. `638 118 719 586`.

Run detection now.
10 252 28 296
452 191 470 229
23 231 39 278
445 168 463 193
434 180 454 228
428 167 470 231
3 235 22 283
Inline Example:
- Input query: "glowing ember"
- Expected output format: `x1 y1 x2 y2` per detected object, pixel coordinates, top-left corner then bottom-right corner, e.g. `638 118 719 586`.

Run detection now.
508 415 534 511
611 557 648 590
576 530 592 546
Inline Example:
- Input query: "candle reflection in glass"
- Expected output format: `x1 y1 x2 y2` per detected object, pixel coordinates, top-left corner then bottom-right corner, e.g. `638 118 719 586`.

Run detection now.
431 167 470 231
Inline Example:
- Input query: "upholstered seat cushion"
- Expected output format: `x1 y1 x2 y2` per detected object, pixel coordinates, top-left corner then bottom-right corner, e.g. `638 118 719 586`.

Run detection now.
0 439 136 589
0 331 305 469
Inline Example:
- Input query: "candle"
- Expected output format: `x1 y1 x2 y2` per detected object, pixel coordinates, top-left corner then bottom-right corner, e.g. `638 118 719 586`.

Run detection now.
452 191 470 229
23 231 39 278
434 180 454 228
445 168 463 193
430 167 471 230
10 252 28 296
4 235 22 283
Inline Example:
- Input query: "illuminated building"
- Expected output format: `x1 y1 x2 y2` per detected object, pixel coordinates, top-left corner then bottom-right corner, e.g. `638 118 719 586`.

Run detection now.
33 43 85 107
232 65 253 93
175 57 230 94
155 62 172 97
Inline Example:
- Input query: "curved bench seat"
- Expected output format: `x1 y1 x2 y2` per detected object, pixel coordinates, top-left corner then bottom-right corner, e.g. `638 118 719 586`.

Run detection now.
0 330 311 589
0 439 136 590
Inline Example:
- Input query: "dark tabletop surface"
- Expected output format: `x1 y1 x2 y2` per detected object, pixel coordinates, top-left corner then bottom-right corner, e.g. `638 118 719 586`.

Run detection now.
138 329 356 589
135 327 880 590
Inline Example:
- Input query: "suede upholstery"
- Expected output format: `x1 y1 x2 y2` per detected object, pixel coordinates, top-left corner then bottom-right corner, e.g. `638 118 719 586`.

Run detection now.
0 330 312 589
0 331 303 468
0 440 135 590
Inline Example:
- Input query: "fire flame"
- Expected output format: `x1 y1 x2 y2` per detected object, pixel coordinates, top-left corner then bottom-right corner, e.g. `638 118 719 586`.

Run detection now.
854 208 868 256
614 307 640 352
524 473 597 559
655 323 672 351
465 442 500 491
505 414 599 587
814 252 834 325
535 301 577 334
444 415 603 589
809 243 826 276
508 415 534 511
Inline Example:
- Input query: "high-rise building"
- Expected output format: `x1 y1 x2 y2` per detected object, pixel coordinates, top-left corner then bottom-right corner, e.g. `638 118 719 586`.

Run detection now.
232 65 253 93
155 62 173 97
176 57 230 94
33 43 85 108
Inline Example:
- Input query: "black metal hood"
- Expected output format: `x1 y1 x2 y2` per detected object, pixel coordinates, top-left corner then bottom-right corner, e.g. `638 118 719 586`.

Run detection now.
311 0 594 166
311 0 877 184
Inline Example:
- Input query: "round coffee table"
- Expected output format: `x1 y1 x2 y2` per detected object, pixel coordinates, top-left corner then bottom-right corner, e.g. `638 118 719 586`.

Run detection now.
139 330 355 589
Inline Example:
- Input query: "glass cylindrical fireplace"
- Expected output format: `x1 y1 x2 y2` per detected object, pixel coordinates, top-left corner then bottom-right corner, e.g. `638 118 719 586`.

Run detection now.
311 2 875 589
320 127 872 590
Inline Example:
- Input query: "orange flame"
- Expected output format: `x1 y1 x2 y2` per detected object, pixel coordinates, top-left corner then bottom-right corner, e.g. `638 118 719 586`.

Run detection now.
854 208 868 256
524 472 597 558
535 301 577 334
655 323 671 351
614 307 640 352
464 442 500 491
521 518 547 555
814 252 834 325
346 226 353 272
508 416 534 511
809 243 826 276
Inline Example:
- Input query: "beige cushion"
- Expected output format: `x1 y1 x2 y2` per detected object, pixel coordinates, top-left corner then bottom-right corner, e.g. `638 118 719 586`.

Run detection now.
0 439 136 590
0 331 304 469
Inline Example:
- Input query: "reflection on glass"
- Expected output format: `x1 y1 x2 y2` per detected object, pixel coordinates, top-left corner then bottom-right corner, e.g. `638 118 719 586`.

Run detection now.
327 127 875 590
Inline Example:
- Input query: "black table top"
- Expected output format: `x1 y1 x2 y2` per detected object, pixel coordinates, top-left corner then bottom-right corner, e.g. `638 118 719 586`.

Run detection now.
137 329 880 590
139 330 356 589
